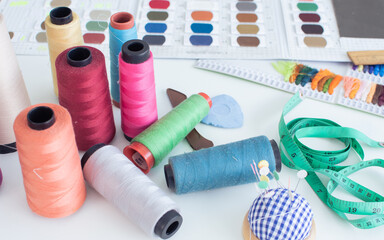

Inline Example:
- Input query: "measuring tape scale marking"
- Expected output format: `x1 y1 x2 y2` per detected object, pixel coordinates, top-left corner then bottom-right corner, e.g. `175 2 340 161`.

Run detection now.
279 92 384 229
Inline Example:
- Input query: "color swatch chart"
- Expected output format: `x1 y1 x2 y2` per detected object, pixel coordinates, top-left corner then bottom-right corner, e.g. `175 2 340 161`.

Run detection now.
136 0 384 61
194 59 384 117
0 0 137 55
136 0 284 59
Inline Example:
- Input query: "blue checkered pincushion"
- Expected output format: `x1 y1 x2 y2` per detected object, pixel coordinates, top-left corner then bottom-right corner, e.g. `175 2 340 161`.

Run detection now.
248 188 313 240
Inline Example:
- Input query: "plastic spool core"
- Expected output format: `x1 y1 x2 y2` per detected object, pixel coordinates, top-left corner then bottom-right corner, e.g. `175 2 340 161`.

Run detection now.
67 47 92 67
81 143 107 169
124 142 154 174
121 39 150 64
110 12 134 30
50 7 73 25
164 164 175 191
27 106 56 130
154 210 183 239
132 152 148 171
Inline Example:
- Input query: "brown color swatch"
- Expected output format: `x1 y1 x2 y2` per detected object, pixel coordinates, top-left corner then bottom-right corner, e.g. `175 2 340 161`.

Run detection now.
41 21 45 30
237 24 259 34
8 31 14 39
36 32 47 42
191 11 213 21
236 13 258 23
237 36 260 47
304 36 327 47
166 88 214 150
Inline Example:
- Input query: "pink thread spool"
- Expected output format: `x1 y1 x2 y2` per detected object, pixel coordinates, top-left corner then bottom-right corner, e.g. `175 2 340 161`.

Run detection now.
119 39 158 141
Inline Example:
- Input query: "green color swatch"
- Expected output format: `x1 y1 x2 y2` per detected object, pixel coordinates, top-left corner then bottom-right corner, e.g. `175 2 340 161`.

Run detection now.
297 3 318 11
86 21 108 31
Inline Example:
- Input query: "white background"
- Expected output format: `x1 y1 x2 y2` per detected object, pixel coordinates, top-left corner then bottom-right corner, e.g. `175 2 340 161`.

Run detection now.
1 56 384 240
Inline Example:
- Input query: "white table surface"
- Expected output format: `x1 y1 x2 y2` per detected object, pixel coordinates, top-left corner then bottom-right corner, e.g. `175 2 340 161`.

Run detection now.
1 55 384 240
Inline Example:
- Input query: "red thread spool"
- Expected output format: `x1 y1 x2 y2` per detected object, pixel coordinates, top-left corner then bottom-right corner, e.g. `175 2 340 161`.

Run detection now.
56 46 115 150
119 39 158 141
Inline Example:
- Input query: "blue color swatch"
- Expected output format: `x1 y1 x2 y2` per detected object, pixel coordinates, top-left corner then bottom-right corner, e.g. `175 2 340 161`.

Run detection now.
191 23 213 34
189 35 213 46
145 23 167 33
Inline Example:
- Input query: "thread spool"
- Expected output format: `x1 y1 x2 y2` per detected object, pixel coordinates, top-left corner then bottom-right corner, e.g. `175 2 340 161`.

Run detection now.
164 136 281 194
0 168 2 187
119 39 158 141
109 12 138 107
46 7 83 96
243 188 315 240
0 14 31 154
56 46 115 150
82 144 182 239
13 104 86 218
124 93 212 174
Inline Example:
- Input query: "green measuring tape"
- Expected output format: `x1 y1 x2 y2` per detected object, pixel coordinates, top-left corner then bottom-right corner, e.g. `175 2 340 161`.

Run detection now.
279 92 384 229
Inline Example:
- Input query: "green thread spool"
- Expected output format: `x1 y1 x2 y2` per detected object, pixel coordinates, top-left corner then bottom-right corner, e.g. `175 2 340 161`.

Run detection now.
124 93 212 174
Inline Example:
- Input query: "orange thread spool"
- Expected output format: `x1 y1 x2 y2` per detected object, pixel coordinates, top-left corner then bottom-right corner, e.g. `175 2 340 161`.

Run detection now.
13 104 86 218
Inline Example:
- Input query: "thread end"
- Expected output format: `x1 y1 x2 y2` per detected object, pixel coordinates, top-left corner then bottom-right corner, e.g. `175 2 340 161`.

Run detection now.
67 47 92 67
0 142 17 154
121 39 150 64
270 139 282 172
198 92 212 108
110 12 134 30
154 210 183 239
50 7 73 25
164 164 176 191
123 142 154 174
27 106 56 131
81 143 107 169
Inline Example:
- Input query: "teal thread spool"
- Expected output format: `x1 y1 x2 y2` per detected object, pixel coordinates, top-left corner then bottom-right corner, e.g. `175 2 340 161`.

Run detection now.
164 136 282 194
124 93 212 174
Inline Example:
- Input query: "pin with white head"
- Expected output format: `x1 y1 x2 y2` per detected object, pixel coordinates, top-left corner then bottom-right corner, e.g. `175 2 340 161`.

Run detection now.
294 170 308 192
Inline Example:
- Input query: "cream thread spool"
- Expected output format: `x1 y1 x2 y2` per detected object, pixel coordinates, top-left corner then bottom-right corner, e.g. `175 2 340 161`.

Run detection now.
0 13 30 154
45 7 83 96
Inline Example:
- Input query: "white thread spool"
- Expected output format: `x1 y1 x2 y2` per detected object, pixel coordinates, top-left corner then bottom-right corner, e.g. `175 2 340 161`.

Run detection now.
0 14 30 154
82 144 182 239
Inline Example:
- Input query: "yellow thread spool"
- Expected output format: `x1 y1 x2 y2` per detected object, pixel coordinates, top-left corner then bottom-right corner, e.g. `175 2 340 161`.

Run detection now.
45 7 83 96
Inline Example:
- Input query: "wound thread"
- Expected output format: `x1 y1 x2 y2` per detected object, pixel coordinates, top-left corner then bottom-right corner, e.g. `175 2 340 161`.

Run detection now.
13 104 86 218
164 136 281 194
124 93 211 174
109 12 138 107
82 145 182 239
0 13 30 154
119 39 157 140
56 46 115 151
46 7 83 96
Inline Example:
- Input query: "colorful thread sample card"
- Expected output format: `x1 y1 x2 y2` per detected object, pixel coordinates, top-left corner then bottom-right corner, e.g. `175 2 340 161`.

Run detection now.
136 0 283 59
0 0 137 55
337 66 384 117
195 59 384 117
